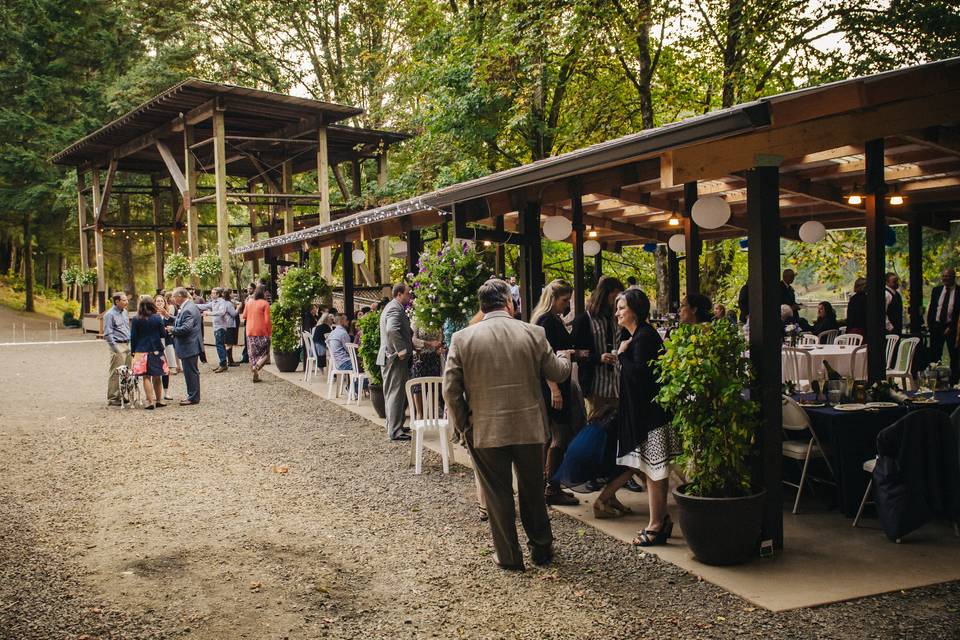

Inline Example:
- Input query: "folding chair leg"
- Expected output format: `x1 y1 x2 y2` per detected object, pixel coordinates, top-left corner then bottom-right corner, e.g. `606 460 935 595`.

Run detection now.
438 424 450 474
793 450 812 515
414 430 424 475
853 479 873 528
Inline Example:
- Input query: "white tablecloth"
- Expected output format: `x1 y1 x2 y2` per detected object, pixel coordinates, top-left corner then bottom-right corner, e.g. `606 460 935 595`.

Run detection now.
746 345 867 381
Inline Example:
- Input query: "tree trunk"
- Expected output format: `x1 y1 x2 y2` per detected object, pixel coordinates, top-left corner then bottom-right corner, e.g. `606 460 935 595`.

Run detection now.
120 195 136 300
22 215 34 312
655 244 669 313
722 0 744 108
634 0 655 129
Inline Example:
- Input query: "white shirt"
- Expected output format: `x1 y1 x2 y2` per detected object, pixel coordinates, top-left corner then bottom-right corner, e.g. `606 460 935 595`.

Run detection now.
885 287 897 332
935 286 956 323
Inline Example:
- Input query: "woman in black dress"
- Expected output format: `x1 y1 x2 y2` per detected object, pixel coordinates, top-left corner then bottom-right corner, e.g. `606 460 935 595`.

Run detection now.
130 296 169 409
810 301 839 337
530 279 579 506
594 288 679 546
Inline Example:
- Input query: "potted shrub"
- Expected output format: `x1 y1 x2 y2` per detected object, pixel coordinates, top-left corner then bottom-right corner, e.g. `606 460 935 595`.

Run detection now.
358 310 386 418
271 259 330 372
656 319 765 566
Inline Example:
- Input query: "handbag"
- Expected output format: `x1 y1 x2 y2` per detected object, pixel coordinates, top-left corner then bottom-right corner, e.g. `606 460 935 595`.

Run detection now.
131 352 148 375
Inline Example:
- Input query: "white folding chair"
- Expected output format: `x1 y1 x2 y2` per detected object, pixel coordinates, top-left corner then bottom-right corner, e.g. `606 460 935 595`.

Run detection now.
817 329 838 345
782 396 835 514
301 331 318 382
325 340 352 399
782 347 814 391
797 333 818 346
850 345 868 380
884 334 900 369
404 376 454 474
835 333 863 347
838 326 847 335
853 458 876 528
345 343 369 405
887 337 919 389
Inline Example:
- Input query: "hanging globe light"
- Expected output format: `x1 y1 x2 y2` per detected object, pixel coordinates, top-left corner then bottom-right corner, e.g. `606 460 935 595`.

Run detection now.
542 216 573 241
798 220 827 243
668 234 685 253
691 196 731 230
351 249 367 264
582 239 601 256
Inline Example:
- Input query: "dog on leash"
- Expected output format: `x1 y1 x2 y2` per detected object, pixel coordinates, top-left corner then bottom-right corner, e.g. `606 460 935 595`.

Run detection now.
115 365 141 409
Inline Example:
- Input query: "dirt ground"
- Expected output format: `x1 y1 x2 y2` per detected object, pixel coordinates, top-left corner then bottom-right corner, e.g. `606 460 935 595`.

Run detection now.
0 335 958 639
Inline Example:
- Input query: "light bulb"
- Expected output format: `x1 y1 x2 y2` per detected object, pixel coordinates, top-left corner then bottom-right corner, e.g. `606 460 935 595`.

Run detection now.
847 194 862 206
668 216 680 226
483 240 491 247
588 229 598 238
889 194 904 206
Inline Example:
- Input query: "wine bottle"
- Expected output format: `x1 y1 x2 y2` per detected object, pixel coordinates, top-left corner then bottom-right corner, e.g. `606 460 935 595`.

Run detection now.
822 360 842 380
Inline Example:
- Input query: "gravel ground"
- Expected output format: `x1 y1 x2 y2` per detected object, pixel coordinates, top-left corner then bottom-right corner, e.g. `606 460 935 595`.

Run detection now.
0 339 958 640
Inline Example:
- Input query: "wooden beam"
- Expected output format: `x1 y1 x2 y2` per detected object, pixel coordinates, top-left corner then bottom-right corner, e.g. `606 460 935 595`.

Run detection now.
155 140 188 195
332 163 351 200
377 151 390 284
108 98 218 161
213 108 232 287
150 176 164 292
902 126 960 158
664 90 960 186
777 174 863 212
318 125 332 281
91 169 106 307
76 169 89 271
571 179 586 317
183 125 200 285
683 182 700 295
94 159 118 224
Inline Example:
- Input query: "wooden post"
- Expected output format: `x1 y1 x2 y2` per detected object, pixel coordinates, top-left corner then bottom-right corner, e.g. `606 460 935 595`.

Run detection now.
746 157 784 551
247 179 260 276
683 182 700 296
518 200 543 321
91 169 106 312
342 241 355 320
318 125 332 281
908 221 923 335
212 107 232 287
169 183 182 285
593 248 602 286
406 229 421 277
667 248 680 312
571 180 586 317
183 124 200 287
440 219 449 244
76 169 90 313
495 216 506 276
377 151 390 284
865 139 888 382
281 159 294 263
150 176 164 292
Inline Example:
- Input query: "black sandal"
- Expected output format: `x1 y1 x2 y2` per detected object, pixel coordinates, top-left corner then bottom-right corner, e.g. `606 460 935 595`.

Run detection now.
632 516 673 547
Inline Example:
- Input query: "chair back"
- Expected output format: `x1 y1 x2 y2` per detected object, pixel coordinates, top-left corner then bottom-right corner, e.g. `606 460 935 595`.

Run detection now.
345 342 361 373
818 329 838 345
797 333 818 346
835 333 863 346
851 345 868 380
405 377 444 425
838 326 847 335
782 395 813 432
782 347 813 387
301 331 317 360
325 338 335 370
884 334 900 369
893 337 919 374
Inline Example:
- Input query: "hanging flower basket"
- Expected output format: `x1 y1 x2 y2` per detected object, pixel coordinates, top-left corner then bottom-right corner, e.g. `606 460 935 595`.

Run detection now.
411 241 491 332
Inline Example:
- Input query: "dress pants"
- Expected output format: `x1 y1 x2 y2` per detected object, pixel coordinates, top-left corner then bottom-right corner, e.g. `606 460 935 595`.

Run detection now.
107 344 132 402
467 439 553 568
382 355 410 438
928 322 959 383
214 328 228 366
180 355 201 403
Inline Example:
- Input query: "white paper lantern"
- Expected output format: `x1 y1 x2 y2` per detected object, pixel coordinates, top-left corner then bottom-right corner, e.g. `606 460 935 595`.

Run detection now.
542 216 573 241
798 220 827 243
668 233 686 253
582 239 601 257
691 196 731 230
351 249 367 264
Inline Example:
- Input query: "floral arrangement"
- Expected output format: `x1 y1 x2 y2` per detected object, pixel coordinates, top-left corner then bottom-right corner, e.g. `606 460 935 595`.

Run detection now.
191 253 223 287
62 265 82 286
164 252 192 283
411 241 491 332
270 261 331 354
656 320 758 498
77 269 98 287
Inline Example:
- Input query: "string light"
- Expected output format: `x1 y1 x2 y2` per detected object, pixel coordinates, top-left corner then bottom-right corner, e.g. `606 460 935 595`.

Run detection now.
668 214 680 226
588 227 598 238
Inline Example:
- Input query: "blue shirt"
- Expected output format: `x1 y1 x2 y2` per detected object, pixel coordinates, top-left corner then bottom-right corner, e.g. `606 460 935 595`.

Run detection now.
327 326 351 369
103 305 130 348
197 297 238 331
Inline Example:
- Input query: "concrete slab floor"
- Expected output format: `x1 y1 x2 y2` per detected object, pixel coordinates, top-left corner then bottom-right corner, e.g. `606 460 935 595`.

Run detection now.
264 364 960 612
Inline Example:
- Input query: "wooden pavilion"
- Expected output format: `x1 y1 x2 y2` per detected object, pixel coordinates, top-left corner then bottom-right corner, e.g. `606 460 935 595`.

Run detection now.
51 79 409 312
235 57 960 551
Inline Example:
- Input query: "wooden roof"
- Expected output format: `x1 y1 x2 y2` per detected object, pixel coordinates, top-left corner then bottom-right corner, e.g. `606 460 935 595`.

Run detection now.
235 57 960 258
51 79 410 178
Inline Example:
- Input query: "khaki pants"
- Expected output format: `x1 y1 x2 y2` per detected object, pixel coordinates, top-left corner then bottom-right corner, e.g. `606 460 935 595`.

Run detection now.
107 344 132 402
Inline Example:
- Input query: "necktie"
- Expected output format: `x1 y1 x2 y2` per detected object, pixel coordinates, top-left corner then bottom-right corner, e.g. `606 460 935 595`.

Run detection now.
939 288 952 324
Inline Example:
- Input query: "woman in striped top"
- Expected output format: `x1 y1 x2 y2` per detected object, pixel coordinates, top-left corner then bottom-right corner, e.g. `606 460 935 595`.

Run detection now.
571 276 624 417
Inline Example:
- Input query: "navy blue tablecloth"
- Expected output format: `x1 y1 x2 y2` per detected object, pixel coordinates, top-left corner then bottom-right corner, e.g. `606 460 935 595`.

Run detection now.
798 391 960 516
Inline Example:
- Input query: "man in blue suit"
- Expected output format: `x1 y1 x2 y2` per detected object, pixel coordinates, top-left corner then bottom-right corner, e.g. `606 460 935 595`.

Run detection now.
168 287 204 405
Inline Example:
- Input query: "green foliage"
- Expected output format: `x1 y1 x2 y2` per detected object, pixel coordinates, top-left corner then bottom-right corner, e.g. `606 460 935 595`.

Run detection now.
656 321 757 498
77 269 98 288
191 253 222 287
357 310 382 386
270 301 300 353
164 252 192 283
411 242 491 332
276 261 330 310
62 265 82 286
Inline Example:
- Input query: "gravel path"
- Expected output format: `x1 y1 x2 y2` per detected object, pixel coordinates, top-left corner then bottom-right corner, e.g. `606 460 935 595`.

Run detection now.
1 340 957 639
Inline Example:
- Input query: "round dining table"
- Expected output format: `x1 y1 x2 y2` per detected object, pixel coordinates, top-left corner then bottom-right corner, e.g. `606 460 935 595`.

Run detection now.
792 344 865 379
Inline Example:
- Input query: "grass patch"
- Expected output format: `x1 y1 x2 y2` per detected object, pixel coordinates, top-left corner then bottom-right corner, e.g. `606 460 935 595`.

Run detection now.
0 274 80 322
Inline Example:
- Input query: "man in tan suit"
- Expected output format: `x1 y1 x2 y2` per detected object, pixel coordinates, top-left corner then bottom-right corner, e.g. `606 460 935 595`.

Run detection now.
443 278 571 570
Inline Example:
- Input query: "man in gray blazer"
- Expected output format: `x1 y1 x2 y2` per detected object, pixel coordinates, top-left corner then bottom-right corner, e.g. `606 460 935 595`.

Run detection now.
444 278 571 570
377 282 414 440
167 287 204 405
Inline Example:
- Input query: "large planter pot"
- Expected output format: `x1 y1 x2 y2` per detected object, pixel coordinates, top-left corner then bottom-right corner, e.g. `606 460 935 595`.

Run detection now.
673 484 766 566
369 383 386 419
273 349 300 373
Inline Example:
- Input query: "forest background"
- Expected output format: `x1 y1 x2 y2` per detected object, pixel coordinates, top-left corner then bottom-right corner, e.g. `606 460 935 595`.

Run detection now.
1 0 958 318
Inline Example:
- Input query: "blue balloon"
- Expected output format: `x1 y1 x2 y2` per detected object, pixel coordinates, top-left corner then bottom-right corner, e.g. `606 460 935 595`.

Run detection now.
885 226 897 247
643 243 657 253
739 238 749 249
